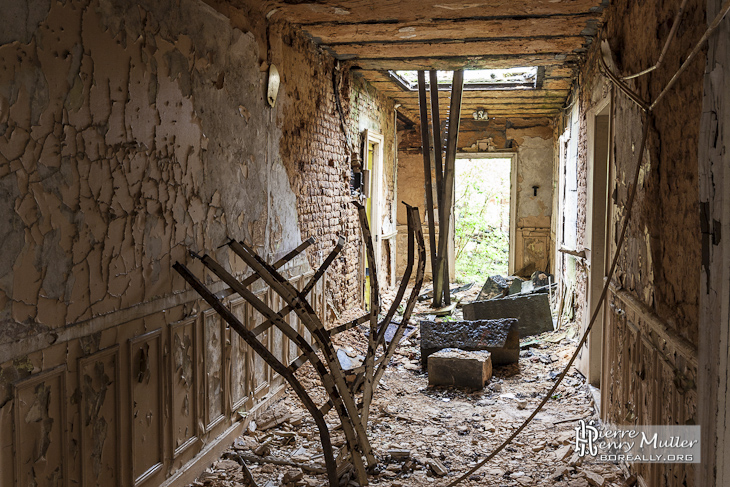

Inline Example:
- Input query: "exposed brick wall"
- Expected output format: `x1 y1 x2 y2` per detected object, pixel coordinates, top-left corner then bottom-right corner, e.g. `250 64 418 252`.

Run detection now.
278 27 396 318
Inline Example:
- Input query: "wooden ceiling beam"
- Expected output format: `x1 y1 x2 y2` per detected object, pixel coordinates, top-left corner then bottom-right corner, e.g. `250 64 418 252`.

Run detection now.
265 0 606 24
305 15 599 44
348 54 579 70
328 37 588 59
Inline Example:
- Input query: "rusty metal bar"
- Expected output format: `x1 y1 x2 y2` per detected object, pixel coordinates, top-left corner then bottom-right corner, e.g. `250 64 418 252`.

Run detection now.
429 70 451 306
173 262 339 487
417 70 439 284
194 249 368 484
238 236 315 290
433 69 463 308
300 236 345 297
373 205 426 387
373 202 418 350
429 70 444 197
227 240 375 478
249 236 344 339
354 202 380 430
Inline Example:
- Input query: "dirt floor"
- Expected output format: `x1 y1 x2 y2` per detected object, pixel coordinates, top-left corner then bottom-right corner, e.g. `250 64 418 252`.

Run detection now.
188 282 629 487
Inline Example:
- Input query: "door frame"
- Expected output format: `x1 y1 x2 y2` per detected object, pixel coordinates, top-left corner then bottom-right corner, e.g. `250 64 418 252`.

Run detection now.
454 152 516 275
581 95 611 388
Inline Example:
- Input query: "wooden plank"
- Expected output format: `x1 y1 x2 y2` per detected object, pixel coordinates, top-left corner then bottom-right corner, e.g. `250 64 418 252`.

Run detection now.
349 55 579 70
268 0 607 24
330 36 587 60
304 15 599 44
360 75 573 92
357 66 576 82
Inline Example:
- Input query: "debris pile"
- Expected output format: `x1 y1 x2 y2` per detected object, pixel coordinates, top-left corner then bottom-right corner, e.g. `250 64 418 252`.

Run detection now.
187 314 629 487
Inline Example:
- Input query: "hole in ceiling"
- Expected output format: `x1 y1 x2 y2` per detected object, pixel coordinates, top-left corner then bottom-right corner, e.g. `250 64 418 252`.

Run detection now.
387 67 539 92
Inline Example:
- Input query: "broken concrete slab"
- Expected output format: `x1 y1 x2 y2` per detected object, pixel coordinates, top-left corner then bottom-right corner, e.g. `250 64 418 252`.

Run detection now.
462 292 553 338
427 348 492 390
508 276 525 295
420 318 519 366
474 275 509 302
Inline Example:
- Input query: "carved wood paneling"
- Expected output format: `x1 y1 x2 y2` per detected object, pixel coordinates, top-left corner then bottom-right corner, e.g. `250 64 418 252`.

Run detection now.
202 310 225 431
13 366 68 487
169 317 198 458
129 329 164 486
78 346 121 487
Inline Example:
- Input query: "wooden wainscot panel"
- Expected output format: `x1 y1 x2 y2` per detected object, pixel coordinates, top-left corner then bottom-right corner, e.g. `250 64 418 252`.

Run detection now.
129 329 164 486
515 227 550 273
269 290 285 389
248 290 270 400
13 365 68 487
298 273 314 346
202 310 226 432
228 298 252 415
78 346 121 487
169 317 198 459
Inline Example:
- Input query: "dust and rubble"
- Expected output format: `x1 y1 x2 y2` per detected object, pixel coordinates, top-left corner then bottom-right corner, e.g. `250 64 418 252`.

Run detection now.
186 280 628 487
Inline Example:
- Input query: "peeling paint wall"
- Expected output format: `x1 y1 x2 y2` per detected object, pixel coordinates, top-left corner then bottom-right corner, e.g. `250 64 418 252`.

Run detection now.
0 0 395 485
565 0 706 484
396 118 554 278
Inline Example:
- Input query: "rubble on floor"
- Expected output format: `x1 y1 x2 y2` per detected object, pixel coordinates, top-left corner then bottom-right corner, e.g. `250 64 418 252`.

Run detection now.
188 282 628 487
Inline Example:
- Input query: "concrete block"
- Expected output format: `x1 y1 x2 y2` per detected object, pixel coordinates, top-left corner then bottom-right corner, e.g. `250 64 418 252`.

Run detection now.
420 318 519 366
428 349 492 390
462 292 553 338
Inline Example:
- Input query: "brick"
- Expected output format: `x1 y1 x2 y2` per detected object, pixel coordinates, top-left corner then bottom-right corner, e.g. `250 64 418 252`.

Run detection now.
427 349 492 390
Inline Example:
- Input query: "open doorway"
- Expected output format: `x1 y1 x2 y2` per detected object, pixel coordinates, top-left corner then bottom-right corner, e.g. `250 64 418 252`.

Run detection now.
453 155 514 283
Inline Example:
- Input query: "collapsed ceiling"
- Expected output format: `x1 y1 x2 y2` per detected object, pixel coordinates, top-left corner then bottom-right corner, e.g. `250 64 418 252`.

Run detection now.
258 0 608 122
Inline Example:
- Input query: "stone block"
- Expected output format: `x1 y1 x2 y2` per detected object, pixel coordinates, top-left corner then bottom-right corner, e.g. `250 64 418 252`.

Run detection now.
428 349 492 390
420 318 519 366
462 292 553 338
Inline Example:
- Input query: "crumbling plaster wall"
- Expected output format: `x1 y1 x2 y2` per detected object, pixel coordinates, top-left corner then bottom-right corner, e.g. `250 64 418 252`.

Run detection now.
0 0 396 485
396 118 554 278
571 0 704 346
566 0 705 484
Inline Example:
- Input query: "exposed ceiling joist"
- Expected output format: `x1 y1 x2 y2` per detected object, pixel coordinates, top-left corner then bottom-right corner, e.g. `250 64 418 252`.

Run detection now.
305 15 599 44
240 0 605 120
264 0 606 24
